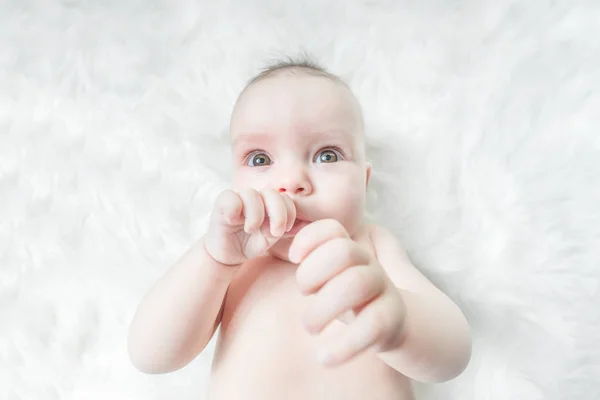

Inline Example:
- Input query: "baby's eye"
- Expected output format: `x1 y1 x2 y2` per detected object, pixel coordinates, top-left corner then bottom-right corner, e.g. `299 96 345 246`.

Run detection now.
247 153 271 167
315 149 339 164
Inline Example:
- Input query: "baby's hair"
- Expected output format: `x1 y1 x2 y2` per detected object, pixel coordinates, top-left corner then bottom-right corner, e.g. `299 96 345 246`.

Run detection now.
246 55 347 88
235 54 363 129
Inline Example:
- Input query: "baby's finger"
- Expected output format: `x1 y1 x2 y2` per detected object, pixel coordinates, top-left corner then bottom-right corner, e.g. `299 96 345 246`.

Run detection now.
303 265 384 334
212 189 244 227
288 219 349 264
281 193 297 232
296 238 371 295
261 188 288 237
238 188 264 233
318 296 400 368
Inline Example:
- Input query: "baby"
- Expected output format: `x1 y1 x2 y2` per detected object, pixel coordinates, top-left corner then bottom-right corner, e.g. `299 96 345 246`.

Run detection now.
128 59 472 400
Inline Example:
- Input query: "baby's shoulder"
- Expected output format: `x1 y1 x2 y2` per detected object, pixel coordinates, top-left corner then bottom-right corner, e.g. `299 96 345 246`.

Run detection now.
363 224 413 270
354 224 385 256
361 223 409 259
361 223 391 244
363 223 399 242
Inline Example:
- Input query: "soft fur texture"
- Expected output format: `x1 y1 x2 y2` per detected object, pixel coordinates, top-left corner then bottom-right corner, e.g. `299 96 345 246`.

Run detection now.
1 1 599 399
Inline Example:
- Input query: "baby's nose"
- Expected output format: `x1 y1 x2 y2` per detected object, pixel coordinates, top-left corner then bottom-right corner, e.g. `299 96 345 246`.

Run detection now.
276 176 312 196
278 185 306 195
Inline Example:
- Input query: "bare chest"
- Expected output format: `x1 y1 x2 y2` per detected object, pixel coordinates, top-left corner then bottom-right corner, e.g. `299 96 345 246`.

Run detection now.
216 233 378 361
207 234 413 400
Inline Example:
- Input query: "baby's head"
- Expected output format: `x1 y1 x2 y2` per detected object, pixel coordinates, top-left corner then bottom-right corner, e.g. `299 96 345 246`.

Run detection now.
229 58 371 241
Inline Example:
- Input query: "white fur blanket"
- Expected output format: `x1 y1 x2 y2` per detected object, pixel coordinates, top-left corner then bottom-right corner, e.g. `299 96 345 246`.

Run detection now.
1 1 599 399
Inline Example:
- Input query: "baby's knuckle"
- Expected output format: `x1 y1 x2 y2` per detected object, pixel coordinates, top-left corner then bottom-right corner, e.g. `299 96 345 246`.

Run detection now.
216 189 235 205
335 237 354 253
349 243 368 262
326 238 353 260
302 310 319 333
347 268 368 291
320 218 346 236
349 265 367 281
368 310 389 339
333 220 348 236
240 187 258 200
213 192 236 218
295 266 312 293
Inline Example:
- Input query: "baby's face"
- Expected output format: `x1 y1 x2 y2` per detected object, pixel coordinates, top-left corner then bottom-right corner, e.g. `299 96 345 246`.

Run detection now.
229 74 370 242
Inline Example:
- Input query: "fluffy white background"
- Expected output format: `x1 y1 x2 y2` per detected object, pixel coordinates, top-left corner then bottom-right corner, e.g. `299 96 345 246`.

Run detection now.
1 0 599 399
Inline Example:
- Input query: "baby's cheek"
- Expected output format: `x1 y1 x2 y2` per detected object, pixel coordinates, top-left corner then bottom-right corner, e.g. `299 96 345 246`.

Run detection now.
233 171 267 191
324 190 365 234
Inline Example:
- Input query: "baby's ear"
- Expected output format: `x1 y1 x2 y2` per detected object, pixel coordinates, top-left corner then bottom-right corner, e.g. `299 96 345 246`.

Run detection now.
365 162 372 188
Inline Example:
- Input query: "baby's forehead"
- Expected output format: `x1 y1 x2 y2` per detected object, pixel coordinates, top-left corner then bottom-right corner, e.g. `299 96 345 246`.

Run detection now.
231 74 363 135
231 127 354 146
238 73 348 104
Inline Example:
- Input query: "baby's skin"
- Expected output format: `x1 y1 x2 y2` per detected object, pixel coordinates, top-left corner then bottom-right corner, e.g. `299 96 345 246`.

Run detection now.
128 71 472 399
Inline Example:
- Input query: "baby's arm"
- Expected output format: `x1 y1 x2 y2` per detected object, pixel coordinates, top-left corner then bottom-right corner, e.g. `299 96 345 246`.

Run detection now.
371 225 472 382
127 239 236 374
127 188 295 374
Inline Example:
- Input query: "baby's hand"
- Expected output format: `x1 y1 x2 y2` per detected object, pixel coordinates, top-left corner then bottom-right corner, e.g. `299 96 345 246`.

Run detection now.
204 188 296 266
289 219 406 367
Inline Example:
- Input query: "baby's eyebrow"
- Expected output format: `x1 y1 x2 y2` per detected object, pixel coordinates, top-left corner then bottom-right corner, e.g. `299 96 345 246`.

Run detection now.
232 129 354 150
233 132 269 144
231 133 272 154
311 129 353 140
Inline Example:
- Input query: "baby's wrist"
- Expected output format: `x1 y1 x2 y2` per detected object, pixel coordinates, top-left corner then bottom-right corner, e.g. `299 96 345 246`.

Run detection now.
201 236 245 269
